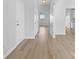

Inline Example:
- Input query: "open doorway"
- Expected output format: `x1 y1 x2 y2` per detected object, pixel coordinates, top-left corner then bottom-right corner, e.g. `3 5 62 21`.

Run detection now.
65 8 75 34
38 13 50 34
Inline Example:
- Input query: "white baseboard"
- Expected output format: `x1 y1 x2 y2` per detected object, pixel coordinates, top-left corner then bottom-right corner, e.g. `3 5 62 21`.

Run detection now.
55 33 66 35
53 34 56 39
3 39 24 59
24 36 35 39
53 33 66 39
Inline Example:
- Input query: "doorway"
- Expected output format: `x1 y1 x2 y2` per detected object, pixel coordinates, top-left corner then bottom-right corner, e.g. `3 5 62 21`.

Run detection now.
65 8 75 34
38 13 50 33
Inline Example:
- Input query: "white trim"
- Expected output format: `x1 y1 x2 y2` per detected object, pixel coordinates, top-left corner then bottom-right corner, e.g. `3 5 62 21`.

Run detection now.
24 36 35 39
3 39 24 59
55 32 66 35
53 34 56 39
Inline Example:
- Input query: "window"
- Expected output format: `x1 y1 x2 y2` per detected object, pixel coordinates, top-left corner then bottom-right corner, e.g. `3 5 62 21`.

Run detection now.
40 14 45 19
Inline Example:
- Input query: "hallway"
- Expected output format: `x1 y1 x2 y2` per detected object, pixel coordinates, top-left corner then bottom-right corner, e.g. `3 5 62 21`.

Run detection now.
5 26 75 59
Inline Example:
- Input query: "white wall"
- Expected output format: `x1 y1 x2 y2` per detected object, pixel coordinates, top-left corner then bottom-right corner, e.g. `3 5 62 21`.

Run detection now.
3 0 16 57
53 0 75 35
3 0 25 57
53 0 65 34
24 0 35 38
34 0 39 36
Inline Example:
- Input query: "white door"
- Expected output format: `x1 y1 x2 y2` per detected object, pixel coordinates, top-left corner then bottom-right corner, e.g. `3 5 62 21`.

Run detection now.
16 19 24 42
16 0 24 42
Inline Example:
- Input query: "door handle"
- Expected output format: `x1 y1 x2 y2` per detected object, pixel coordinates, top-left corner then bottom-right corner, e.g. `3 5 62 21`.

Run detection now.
17 23 19 26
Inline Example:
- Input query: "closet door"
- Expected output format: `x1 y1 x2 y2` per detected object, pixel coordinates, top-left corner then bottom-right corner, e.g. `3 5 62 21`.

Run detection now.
16 0 24 42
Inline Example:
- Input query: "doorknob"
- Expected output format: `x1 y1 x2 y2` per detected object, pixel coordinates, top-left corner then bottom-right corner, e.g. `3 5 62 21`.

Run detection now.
16 20 19 26
17 23 19 26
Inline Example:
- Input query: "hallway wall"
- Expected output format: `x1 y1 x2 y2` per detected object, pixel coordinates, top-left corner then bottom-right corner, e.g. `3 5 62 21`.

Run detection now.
34 0 39 36
4 0 25 57
3 0 16 57
53 0 75 35
53 0 66 35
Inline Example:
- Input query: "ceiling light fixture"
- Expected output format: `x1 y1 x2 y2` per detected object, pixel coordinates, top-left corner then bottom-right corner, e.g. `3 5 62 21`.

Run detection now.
41 0 47 4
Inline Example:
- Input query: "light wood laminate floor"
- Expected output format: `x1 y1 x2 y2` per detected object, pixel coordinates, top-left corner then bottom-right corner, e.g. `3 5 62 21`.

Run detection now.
5 26 75 59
